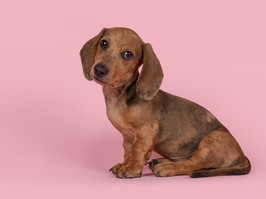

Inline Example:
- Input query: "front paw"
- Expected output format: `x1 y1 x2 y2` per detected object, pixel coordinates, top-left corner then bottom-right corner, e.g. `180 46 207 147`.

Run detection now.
109 163 123 175
115 164 143 179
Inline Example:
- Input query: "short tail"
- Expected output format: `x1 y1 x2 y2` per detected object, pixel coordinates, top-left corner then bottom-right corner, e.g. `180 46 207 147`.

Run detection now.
190 156 251 178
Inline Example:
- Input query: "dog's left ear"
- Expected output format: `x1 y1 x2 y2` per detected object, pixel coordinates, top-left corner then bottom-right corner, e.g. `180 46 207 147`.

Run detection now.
80 28 107 80
136 43 164 100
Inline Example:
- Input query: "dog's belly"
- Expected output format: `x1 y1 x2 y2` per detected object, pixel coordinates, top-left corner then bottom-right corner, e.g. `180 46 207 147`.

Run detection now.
154 115 221 159
154 128 202 159
153 90 225 159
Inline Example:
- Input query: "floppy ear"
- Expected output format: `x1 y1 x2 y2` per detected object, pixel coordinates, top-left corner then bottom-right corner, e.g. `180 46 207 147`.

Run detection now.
80 28 107 80
136 43 164 100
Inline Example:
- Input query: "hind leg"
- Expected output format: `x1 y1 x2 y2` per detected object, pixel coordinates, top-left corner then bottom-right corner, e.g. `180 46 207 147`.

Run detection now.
152 130 245 177
148 154 194 171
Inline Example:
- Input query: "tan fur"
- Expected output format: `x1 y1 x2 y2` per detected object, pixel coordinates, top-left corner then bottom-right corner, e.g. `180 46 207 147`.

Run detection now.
80 27 251 178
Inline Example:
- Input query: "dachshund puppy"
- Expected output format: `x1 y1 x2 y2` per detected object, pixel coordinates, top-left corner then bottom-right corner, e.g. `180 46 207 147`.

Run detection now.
80 27 251 178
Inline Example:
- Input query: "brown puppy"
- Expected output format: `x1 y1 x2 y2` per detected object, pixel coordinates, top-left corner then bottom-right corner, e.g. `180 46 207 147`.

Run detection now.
80 27 251 178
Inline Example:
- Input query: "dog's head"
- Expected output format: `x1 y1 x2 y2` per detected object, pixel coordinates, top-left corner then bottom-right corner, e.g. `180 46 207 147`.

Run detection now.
80 27 163 100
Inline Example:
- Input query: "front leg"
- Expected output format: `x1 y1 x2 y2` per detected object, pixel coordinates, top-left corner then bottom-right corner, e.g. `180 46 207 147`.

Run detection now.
115 123 158 179
110 137 132 174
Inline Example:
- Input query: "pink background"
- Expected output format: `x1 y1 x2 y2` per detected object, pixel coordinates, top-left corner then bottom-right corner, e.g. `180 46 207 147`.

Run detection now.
1 0 265 198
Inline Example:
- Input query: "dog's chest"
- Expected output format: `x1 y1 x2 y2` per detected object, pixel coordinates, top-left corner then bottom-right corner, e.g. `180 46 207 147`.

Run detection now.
104 92 137 140
106 98 127 129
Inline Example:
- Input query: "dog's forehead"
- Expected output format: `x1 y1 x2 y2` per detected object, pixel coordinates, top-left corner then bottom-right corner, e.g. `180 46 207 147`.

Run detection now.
104 28 142 44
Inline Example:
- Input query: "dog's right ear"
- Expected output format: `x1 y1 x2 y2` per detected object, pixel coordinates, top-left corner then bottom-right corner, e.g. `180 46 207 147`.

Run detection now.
80 28 107 80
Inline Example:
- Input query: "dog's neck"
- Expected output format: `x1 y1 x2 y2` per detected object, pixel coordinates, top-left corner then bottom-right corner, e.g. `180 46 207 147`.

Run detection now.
102 72 139 105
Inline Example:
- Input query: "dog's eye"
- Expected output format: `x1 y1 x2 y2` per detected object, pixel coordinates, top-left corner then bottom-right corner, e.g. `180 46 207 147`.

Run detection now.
121 51 134 60
100 39 108 49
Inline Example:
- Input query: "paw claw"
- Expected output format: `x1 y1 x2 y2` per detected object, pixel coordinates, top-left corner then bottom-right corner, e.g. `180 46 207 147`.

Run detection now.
109 167 117 175
148 159 160 171
109 163 123 175
154 172 161 177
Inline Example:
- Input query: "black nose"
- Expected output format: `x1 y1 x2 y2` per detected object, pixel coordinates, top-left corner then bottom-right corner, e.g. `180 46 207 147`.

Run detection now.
94 64 108 77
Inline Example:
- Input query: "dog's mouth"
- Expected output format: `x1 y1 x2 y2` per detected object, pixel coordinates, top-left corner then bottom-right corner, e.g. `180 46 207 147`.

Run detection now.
93 76 107 85
93 76 121 88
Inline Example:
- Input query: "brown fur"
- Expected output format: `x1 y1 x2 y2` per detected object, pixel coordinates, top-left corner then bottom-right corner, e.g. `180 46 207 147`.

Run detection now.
80 27 251 178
